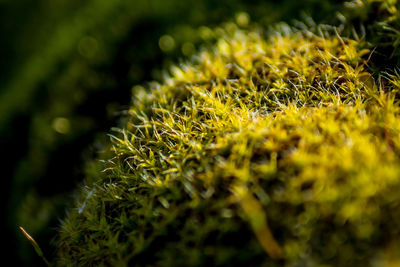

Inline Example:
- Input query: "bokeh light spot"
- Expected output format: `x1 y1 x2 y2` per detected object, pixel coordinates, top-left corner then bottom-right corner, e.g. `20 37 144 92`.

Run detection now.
52 117 70 134
159 35 175 52
181 42 195 56
198 26 214 40
235 12 250 27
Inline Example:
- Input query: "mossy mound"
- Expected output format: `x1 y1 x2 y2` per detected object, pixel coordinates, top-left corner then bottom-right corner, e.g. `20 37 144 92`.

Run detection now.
58 6 400 267
4 1 344 264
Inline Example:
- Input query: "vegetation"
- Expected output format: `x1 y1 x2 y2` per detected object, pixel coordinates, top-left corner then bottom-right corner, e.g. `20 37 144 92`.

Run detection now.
56 1 400 265
2 0 345 265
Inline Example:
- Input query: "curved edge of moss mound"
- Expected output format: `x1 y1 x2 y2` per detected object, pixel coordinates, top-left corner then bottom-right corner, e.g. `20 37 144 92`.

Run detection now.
57 20 400 266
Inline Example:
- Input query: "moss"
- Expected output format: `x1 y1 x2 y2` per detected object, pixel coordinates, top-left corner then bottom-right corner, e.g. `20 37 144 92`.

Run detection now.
341 0 400 69
4 1 343 264
58 2 400 266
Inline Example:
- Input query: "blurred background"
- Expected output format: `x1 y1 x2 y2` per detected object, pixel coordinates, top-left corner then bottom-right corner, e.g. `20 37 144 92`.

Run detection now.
0 0 343 265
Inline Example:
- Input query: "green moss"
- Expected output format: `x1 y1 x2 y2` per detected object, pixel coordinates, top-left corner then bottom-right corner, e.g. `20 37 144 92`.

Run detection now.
341 0 400 68
5 1 344 264
57 3 400 266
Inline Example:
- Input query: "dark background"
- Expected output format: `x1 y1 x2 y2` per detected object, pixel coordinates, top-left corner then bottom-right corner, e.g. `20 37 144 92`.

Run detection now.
0 0 343 265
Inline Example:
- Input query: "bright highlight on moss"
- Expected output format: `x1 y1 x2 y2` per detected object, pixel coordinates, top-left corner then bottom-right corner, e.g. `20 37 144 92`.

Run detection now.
57 3 400 266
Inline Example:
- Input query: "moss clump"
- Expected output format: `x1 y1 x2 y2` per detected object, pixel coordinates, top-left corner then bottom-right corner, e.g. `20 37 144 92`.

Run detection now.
58 11 400 267
5 1 343 264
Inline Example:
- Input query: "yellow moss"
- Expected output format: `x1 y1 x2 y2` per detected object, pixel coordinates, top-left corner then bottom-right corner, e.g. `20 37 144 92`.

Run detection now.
58 15 400 267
